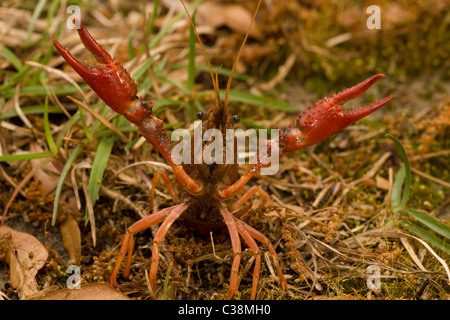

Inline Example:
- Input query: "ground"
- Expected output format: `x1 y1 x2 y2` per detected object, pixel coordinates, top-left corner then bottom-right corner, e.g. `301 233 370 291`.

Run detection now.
0 0 449 300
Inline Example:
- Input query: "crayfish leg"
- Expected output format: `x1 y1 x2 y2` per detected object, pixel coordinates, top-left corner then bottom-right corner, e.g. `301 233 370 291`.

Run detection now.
242 222 287 291
220 208 242 299
148 203 189 292
110 204 188 287
235 220 262 300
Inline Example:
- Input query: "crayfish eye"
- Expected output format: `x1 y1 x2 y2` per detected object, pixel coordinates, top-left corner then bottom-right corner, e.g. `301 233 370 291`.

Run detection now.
232 115 240 123
196 111 204 119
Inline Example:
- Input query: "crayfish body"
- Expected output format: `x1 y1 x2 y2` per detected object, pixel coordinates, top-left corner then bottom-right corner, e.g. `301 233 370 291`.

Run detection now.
53 7 392 299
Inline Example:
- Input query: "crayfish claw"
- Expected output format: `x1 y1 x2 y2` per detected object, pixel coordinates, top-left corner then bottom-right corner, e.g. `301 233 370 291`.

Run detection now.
53 18 138 115
279 74 392 152
72 18 113 65
331 73 386 105
342 95 393 125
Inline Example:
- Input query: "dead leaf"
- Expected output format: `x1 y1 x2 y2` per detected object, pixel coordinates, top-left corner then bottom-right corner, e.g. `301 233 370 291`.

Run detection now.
29 142 60 195
58 190 82 264
60 214 81 264
0 225 48 299
376 175 390 190
196 2 262 39
29 283 130 300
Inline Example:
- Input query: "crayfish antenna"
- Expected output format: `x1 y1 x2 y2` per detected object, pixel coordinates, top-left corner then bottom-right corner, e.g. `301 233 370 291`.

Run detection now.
181 0 262 113
224 0 262 109
180 0 220 107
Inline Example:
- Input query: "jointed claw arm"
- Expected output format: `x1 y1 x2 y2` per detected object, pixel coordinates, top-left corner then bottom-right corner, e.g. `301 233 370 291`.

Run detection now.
215 74 392 200
53 19 203 196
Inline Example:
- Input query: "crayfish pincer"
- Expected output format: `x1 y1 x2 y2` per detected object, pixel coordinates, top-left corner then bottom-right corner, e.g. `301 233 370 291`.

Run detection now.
53 1 392 299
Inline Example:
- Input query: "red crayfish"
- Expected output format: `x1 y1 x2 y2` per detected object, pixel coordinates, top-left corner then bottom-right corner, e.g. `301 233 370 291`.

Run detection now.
53 2 392 299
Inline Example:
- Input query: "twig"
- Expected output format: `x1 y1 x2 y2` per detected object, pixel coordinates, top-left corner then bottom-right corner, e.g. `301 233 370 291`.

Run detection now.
406 234 450 284
410 166 450 188
26 60 88 103
345 229 450 283
81 170 96 247
411 149 450 162
400 237 427 272
100 185 147 219
258 53 296 91
13 84 33 129
67 96 130 144
210 231 225 262
309 151 345 185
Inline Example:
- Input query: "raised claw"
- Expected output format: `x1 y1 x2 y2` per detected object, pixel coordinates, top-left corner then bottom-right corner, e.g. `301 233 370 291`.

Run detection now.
280 74 393 152
54 19 203 196
52 18 138 116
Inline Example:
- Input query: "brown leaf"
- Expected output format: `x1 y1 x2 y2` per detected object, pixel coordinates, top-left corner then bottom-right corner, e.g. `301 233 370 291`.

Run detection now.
29 283 130 300
60 213 81 264
0 225 48 299
376 175 390 190
196 3 262 39
58 190 82 264
29 142 60 195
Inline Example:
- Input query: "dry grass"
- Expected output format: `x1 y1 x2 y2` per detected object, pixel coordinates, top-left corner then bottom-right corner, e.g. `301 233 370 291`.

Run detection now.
0 0 449 300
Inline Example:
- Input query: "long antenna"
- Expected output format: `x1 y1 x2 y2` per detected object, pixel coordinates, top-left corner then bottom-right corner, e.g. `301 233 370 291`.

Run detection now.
224 0 262 108
180 0 220 107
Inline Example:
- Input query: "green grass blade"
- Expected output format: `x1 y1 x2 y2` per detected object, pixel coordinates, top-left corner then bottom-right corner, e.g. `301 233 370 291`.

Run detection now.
45 0 60 35
163 262 173 300
160 75 203 112
78 107 92 140
216 89 297 111
149 0 204 48
1 46 24 71
239 118 267 130
391 165 405 215
152 98 182 109
379 217 396 231
89 105 112 136
386 134 411 211
26 0 47 44
399 219 450 254
85 136 115 221
55 111 81 148
131 55 156 82
405 208 450 240
128 22 138 60
187 11 196 92
0 64 34 94
0 105 63 120
1 80 85 99
52 146 83 225
161 75 189 94
0 152 53 162
172 63 249 81
146 0 160 37
43 96 57 154
154 54 169 74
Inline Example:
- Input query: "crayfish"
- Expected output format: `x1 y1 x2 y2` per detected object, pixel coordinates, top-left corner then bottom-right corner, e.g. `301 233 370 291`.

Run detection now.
53 1 392 299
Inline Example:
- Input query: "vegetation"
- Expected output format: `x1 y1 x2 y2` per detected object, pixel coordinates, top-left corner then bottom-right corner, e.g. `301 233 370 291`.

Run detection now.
0 0 448 300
